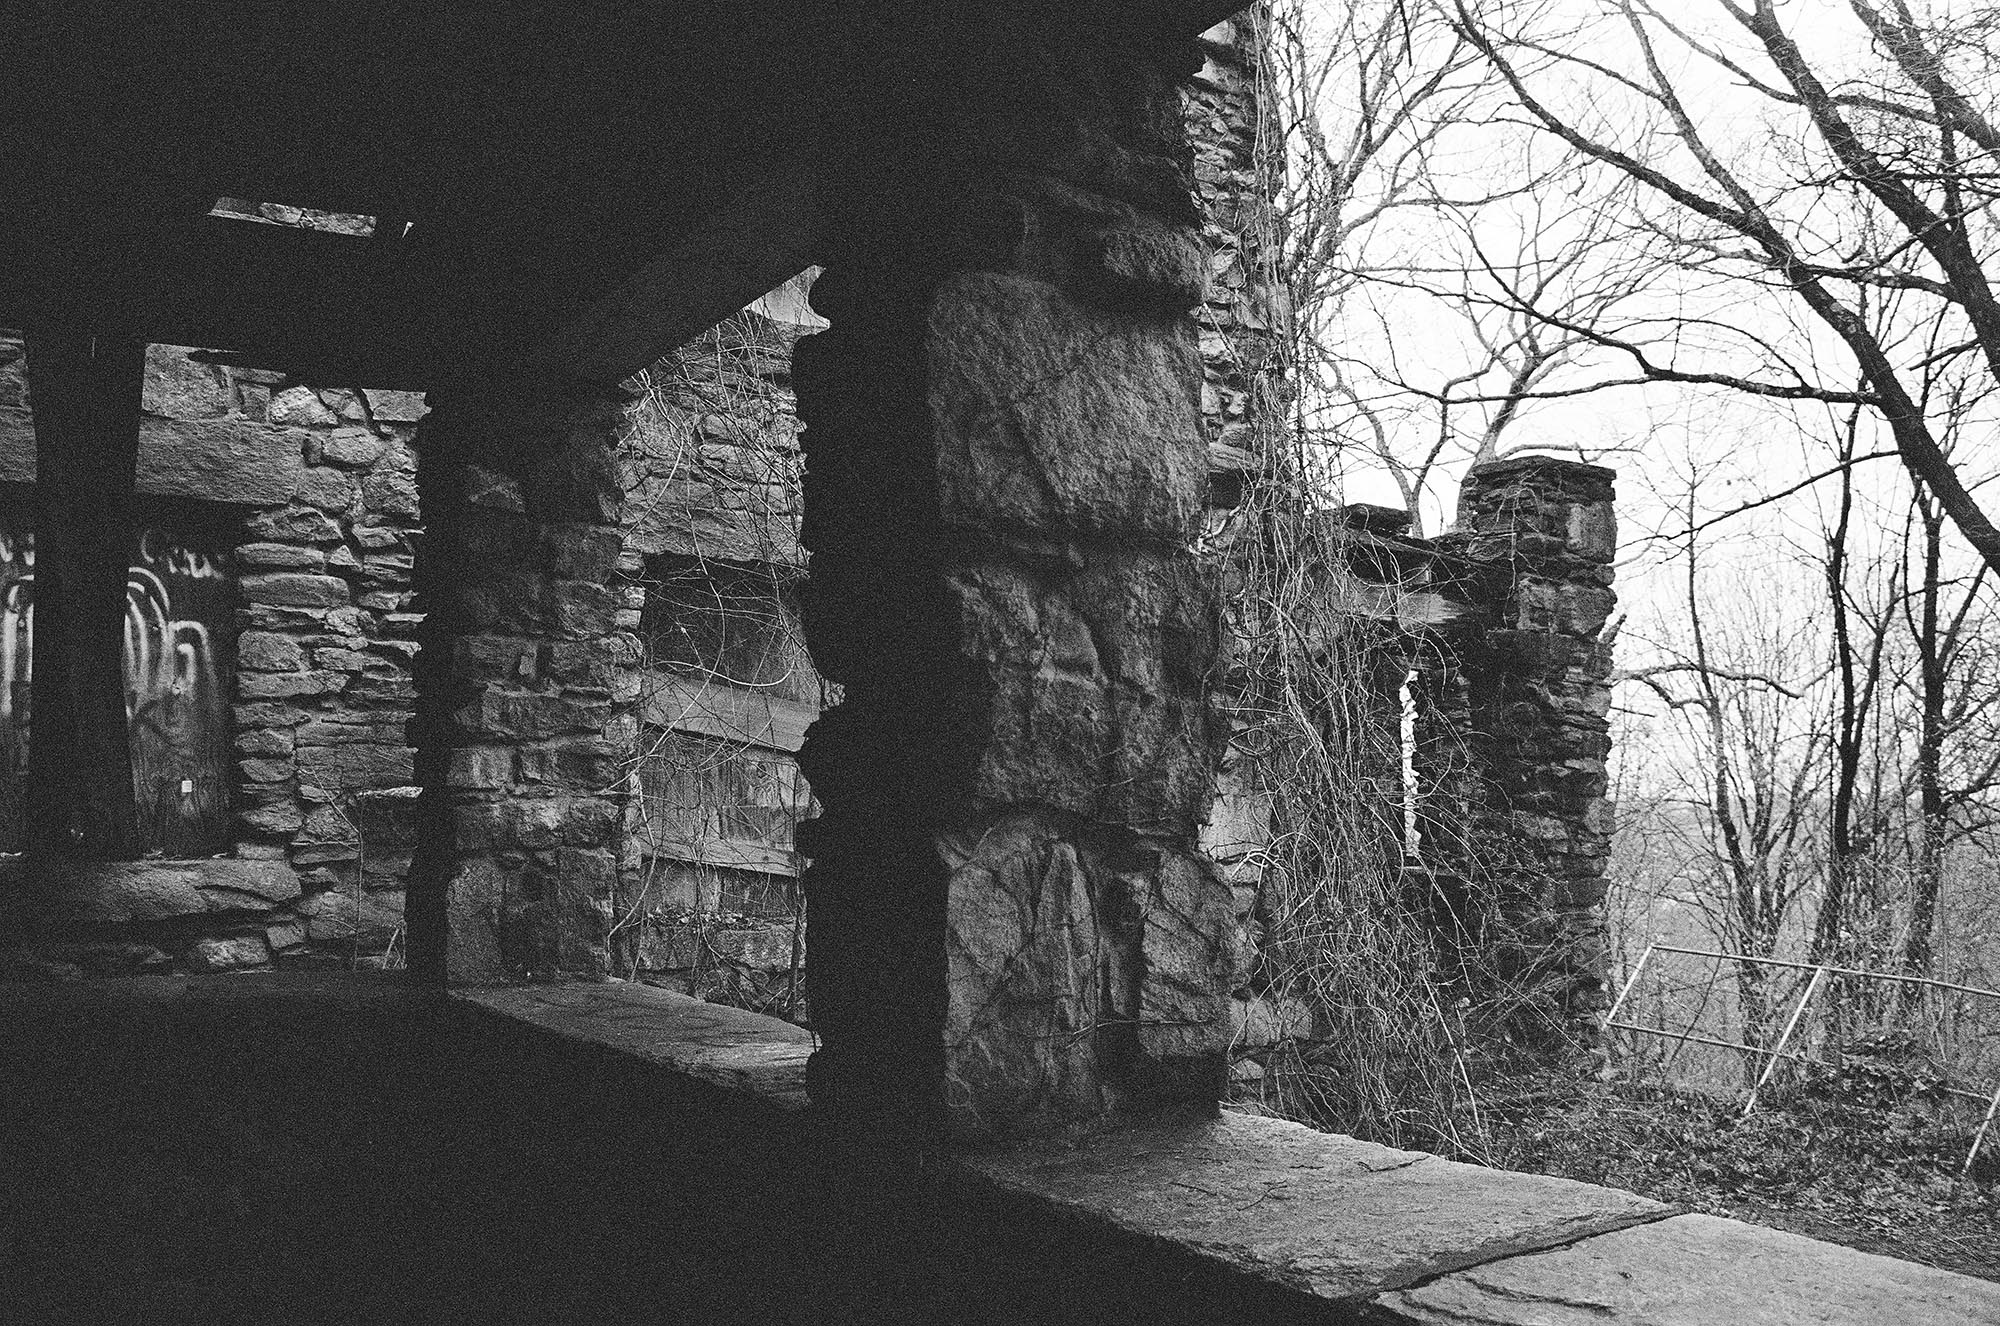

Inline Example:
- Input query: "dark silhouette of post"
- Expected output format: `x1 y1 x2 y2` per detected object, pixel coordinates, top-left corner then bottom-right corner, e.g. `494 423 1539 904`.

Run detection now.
23 331 144 860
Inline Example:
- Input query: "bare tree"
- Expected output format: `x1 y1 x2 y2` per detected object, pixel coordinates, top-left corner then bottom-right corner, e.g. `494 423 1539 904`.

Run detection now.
1270 0 1664 529
1448 0 2000 573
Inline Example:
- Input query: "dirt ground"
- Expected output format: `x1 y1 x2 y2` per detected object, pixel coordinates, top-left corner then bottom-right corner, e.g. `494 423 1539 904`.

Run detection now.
1476 1076 2000 1283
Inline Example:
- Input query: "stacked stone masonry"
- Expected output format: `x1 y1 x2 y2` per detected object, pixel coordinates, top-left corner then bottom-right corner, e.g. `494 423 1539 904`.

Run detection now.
619 306 819 1012
1220 459 1619 1083
0 13 1616 1132
789 20 1249 1132
0 331 422 977
1423 457 1619 1035
408 380 643 984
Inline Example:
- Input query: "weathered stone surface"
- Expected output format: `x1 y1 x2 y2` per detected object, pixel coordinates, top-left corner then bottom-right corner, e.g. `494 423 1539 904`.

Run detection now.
1371 1213 2000 1325
269 386 339 427
317 428 387 468
456 980 811 1111
241 573 352 608
134 419 308 504
0 409 306 503
362 469 419 519
185 935 272 972
245 505 343 544
141 345 238 420
19 858 304 925
198 860 303 904
238 801 306 835
949 549 1219 829
296 466 360 513
298 887 404 941
962 1110 1671 1304
359 388 428 423
928 271 1206 540
49 863 208 923
295 741 415 789
236 542 325 572
942 811 1107 1130
239 669 345 699
1086 220 1211 307
1134 849 1242 1067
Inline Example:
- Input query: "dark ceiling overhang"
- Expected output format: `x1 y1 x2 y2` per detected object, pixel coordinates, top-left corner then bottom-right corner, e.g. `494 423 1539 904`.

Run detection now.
0 1 1245 390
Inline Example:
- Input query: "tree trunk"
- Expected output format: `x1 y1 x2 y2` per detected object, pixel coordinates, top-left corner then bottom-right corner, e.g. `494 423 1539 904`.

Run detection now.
1903 498 1946 985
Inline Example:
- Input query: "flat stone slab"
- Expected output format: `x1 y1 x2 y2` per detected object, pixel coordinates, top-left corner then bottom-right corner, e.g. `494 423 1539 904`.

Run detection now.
455 981 812 1113
957 1109 1673 1304
0 409 305 505
0 857 302 924
1372 1212 2000 1325
13 976 1997 1324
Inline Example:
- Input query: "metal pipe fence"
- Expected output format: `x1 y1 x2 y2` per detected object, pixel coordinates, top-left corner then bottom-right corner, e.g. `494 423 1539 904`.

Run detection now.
1605 943 2000 1177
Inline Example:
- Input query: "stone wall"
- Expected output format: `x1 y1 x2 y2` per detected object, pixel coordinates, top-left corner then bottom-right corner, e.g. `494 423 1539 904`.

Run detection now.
1421 457 1619 1039
620 306 818 1012
0 332 422 977
1218 458 1619 1085
1187 11 1288 529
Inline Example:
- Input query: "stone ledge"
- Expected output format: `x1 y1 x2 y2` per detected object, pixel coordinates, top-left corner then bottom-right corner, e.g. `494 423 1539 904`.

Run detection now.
956 1112 1670 1303
0 857 302 924
1371 1211 2000 1325
461 978 2000 1323
453 981 811 1114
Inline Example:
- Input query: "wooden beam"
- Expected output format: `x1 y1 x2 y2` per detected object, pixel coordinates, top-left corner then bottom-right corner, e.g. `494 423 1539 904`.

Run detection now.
22 331 145 860
0 213 493 386
643 671 815 755
528 153 821 384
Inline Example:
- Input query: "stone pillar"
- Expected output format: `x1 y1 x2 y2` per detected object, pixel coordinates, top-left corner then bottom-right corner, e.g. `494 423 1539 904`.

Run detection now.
1422 457 1617 1040
406 381 642 986
794 22 1241 1135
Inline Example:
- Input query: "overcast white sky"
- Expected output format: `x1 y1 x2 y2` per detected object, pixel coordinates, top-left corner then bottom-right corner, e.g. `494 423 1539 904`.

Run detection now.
1293 0 1999 738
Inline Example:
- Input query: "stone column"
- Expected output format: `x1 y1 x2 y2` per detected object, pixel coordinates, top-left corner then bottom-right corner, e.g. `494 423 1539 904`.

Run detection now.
406 381 642 986
1422 457 1617 1040
795 22 1242 1134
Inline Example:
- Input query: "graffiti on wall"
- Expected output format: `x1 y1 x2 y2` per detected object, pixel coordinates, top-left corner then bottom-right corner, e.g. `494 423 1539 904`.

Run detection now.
0 510 236 855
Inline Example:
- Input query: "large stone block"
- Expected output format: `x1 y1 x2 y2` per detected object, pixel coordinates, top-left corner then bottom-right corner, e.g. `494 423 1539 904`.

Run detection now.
19 858 302 924
241 572 352 608
928 272 1206 540
295 741 415 789
1374 1212 2000 1326
244 505 344 543
238 669 345 699
462 691 613 743
1134 848 1242 1069
942 810 1109 1131
0 408 307 504
298 886 404 942
185 934 272 971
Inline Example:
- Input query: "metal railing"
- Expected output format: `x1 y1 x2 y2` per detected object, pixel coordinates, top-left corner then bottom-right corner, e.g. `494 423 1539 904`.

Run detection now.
1604 943 2000 1177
